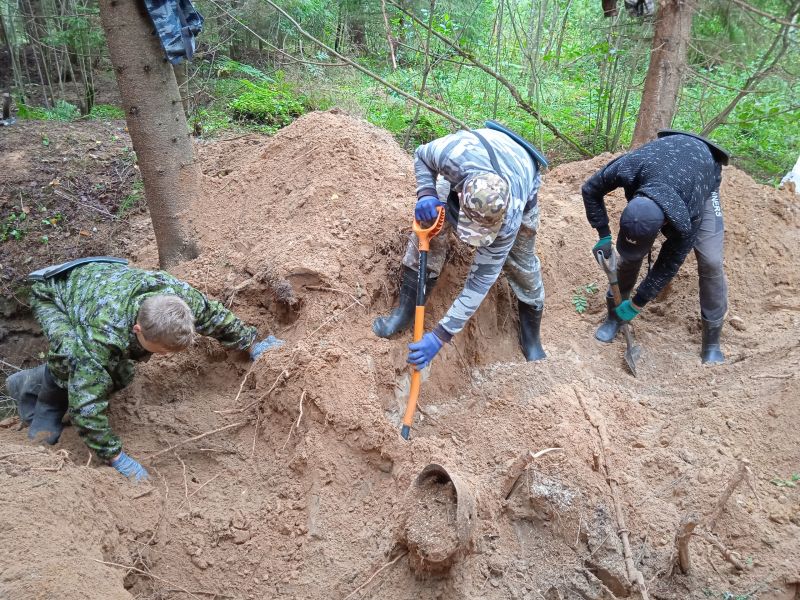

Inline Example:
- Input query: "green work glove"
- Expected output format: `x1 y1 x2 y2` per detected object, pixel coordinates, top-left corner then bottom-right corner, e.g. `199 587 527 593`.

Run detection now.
615 299 640 322
593 235 613 259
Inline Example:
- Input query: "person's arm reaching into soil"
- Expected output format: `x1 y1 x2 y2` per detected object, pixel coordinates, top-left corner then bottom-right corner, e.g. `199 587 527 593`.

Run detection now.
64 337 125 462
178 285 258 352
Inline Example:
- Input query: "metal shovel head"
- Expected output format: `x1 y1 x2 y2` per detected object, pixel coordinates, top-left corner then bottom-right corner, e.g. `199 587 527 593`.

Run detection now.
621 323 641 377
624 342 642 377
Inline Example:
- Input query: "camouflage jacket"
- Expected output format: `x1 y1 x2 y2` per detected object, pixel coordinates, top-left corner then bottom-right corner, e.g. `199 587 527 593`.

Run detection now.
30 263 257 459
414 129 542 336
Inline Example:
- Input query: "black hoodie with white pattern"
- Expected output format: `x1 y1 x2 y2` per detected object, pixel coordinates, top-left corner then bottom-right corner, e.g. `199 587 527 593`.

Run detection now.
581 134 723 307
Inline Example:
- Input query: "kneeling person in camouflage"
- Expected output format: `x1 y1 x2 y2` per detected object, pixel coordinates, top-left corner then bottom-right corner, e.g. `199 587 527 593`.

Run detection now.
6 258 279 481
374 126 547 365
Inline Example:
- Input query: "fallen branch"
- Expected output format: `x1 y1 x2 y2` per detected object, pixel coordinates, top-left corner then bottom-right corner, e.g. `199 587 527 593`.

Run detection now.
693 531 750 572
231 365 256 407
0 358 21 371
175 473 221 512
575 388 650 600
342 551 408 600
307 300 359 338
304 285 365 308
706 460 749 531
673 514 699 574
92 559 204 600
282 390 307 450
216 369 288 414
148 422 246 462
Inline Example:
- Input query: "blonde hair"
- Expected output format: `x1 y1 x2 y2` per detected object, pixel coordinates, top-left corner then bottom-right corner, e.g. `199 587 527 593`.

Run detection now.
137 295 195 351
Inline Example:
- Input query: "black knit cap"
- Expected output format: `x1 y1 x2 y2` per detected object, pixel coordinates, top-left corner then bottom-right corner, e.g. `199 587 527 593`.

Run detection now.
616 196 665 260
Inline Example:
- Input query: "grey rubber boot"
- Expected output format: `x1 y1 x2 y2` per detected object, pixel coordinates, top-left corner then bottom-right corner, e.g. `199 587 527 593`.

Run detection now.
701 318 725 364
5 365 47 425
372 266 436 339
595 294 623 343
518 301 546 361
27 366 69 445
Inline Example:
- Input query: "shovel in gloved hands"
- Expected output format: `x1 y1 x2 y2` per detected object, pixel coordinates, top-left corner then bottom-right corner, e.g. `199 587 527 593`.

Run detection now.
595 248 642 377
401 206 445 440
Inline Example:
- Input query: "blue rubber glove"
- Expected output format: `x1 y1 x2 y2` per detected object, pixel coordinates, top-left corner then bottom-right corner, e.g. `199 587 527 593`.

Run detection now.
615 299 641 322
415 195 444 223
250 335 285 361
111 451 149 482
593 235 613 259
407 332 444 369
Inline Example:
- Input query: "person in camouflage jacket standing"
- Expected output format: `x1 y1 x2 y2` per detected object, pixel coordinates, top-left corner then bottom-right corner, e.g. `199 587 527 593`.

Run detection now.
373 127 548 365
6 260 279 481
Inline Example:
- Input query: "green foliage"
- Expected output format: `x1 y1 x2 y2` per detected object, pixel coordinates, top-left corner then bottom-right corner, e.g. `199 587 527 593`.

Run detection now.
1 211 28 242
572 282 599 314
228 77 308 128
217 59 272 82
89 104 125 120
770 473 799 488
118 180 145 217
42 7 105 55
18 100 80 122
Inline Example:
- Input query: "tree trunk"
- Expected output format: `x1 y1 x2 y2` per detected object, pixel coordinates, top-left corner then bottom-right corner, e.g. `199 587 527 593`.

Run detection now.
631 0 694 146
98 0 200 269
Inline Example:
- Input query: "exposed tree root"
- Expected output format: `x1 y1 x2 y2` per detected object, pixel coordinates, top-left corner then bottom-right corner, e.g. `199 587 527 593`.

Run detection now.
575 387 650 600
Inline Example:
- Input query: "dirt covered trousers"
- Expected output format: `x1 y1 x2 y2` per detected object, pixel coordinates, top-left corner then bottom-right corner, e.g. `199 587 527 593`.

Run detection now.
615 191 728 322
402 203 545 310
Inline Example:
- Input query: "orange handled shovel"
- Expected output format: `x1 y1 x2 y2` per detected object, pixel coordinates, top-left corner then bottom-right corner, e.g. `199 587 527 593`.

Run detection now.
401 206 446 440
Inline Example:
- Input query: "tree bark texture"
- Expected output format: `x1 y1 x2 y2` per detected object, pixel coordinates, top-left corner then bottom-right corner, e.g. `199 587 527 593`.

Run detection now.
98 0 200 269
631 0 694 146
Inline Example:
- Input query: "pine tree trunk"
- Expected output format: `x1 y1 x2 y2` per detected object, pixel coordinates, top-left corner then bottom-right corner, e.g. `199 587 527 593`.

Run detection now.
98 0 200 269
631 0 694 146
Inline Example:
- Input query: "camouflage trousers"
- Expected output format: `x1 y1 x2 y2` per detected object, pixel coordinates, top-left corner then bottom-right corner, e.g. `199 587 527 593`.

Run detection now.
402 205 545 309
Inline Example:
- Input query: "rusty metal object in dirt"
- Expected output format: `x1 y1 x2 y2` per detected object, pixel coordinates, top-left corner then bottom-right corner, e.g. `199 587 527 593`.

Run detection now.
595 249 642 377
396 463 477 575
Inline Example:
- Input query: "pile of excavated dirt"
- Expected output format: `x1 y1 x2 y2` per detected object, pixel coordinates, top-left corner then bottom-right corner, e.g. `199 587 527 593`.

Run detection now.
1 110 798 600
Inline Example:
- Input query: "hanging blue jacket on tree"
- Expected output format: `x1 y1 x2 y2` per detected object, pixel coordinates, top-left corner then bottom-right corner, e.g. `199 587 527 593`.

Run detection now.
143 0 204 64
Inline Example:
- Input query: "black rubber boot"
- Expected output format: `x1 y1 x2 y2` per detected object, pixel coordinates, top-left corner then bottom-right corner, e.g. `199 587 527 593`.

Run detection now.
595 294 623 343
519 301 546 361
373 266 436 338
5 364 47 425
701 318 725 364
27 366 69 445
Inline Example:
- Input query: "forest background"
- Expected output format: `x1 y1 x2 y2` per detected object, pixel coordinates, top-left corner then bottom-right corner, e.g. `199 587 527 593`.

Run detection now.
1 0 798 187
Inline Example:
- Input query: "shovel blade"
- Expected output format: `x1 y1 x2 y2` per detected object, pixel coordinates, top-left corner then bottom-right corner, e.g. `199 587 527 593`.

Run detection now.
624 344 642 377
621 324 641 377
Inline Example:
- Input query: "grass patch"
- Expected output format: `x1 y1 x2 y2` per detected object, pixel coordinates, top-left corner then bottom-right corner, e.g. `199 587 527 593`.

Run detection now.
89 103 125 120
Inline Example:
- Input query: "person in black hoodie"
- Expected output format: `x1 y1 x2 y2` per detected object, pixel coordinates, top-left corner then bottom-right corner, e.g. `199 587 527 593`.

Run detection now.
581 131 729 364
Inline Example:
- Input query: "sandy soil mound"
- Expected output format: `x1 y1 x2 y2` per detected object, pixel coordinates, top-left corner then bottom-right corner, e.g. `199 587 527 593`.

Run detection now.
2 110 798 600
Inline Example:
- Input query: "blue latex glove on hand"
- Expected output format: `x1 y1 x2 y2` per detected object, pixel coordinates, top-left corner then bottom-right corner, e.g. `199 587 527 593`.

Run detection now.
593 235 613 259
111 451 149 482
415 195 444 223
250 335 285 361
407 332 444 369
615 299 641 322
